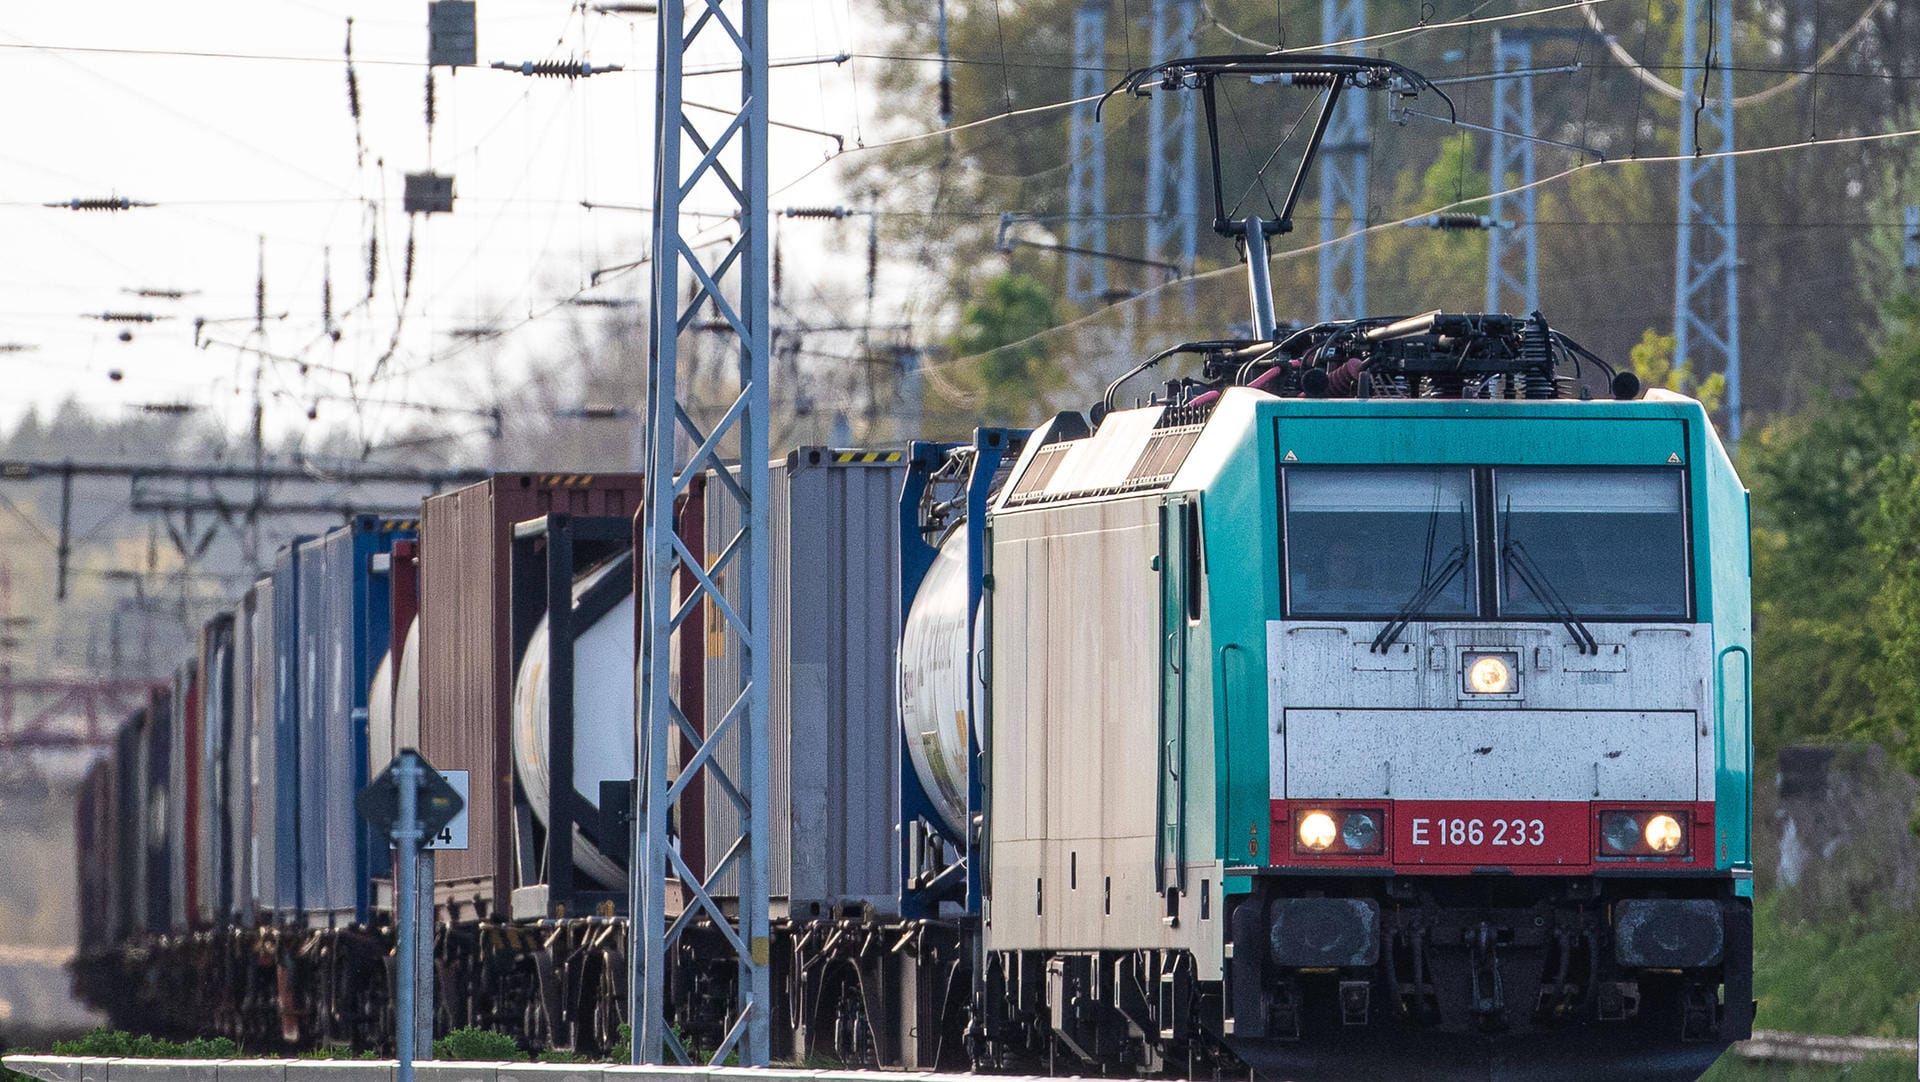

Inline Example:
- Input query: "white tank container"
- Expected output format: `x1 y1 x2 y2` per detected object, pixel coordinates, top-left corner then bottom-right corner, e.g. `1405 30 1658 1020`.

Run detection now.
898 529 980 841
367 621 423 781
511 558 635 889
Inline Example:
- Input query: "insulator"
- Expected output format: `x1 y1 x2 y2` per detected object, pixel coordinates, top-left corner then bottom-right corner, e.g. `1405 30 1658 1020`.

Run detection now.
1407 212 1497 231
493 59 621 78
366 231 380 292
403 233 417 285
782 206 849 219
91 312 158 323
425 70 437 129
344 20 362 118
1280 71 1339 87
48 197 145 211
1520 311 1556 399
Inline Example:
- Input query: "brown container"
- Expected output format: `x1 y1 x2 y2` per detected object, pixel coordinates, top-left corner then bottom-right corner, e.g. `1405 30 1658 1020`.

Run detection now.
420 472 647 918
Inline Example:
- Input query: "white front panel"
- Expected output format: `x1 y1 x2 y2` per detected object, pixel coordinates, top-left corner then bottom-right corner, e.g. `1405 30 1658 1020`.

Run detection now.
1283 708 1698 801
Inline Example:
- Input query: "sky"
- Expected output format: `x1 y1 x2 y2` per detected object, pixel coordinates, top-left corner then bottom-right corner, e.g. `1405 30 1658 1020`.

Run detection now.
0 0 874 449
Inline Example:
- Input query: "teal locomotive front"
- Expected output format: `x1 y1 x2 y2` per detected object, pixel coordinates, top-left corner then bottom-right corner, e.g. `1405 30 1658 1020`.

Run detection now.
970 388 1752 1082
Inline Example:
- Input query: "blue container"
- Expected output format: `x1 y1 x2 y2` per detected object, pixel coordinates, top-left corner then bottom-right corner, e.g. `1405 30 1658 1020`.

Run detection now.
297 517 414 924
272 543 309 918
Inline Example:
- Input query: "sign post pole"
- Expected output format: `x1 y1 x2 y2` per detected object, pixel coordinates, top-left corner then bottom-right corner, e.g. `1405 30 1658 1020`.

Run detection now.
359 751 463 1075
415 847 434 1059
395 752 421 1082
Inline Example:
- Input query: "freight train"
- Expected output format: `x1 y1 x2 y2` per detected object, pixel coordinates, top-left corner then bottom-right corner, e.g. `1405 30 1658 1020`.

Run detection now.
70 53 1752 1082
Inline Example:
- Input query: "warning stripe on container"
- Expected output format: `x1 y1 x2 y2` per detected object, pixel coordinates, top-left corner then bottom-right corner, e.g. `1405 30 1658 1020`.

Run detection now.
831 451 903 464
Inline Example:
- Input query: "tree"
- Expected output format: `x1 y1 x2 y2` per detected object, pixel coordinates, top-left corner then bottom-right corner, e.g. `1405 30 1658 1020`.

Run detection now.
938 273 1063 428
1629 329 1726 414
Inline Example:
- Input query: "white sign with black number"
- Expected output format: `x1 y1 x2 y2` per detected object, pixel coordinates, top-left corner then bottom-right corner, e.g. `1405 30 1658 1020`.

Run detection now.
425 770 469 850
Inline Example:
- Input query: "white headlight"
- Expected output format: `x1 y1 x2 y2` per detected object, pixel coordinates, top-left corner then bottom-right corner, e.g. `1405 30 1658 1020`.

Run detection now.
1465 653 1514 694
1645 813 1684 853
1298 811 1337 852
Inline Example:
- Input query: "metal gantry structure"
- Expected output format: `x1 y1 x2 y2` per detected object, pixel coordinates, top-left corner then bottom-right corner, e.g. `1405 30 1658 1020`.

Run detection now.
1485 31 1539 316
1673 0 1742 439
1143 0 1199 314
1317 0 1369 321
633 0 772 1059
1066 0 1110 305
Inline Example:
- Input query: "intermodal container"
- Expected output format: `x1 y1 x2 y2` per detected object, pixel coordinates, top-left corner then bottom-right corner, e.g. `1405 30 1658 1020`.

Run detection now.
228 588 258 924
143 685 174 934
76 757 115 953
249 575 279 921
114 706 144 939
297 517 415 925
699 450 906 916
420 473 645 919
197 614 235 927
165 660 199 932
271 545 308 917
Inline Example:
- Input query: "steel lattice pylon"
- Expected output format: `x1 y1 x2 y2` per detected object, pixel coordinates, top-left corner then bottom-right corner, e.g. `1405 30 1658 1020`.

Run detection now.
1317 0 1368 321
1144 0 1198 314
1673 0 1741 438
1066 0 1109 305
632 0 771 1059
1486 31 1538 316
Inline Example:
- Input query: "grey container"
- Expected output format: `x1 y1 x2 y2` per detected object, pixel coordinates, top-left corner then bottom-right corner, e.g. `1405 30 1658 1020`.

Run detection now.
296 540 332 922
228 588 258 924
197 614 236 928
250 575 279 921
700 449 905 916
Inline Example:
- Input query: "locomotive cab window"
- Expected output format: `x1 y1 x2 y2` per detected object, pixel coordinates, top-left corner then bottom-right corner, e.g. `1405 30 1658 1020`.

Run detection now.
1493 467 1690 620
1283 467 1476 617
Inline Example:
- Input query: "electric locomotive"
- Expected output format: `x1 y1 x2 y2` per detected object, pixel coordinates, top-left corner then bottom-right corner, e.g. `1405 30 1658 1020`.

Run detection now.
898 56 1753 1082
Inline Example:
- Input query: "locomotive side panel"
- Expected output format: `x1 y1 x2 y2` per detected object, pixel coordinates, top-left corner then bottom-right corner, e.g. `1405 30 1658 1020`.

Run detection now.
988 495 1215 957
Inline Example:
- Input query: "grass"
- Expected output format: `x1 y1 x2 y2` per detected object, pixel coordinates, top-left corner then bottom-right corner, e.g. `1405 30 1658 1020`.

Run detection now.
1697 894 1920 1082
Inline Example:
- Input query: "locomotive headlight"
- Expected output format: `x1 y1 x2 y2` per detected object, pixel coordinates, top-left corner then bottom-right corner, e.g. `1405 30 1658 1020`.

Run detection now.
1602 812 1642 853
1464 652 1516 694
1644 813 1685 853
1340 811 1380 852
1298 811 1338 851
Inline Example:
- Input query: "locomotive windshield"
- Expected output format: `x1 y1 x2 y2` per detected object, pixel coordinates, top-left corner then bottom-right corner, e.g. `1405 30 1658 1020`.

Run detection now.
1282 465 1692 622
1495 467 1690 620
1283 468 1476 617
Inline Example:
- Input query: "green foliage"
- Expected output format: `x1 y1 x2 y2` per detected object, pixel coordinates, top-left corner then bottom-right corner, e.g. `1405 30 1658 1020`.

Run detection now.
294 1047 380 1060
608 1023 632 1064
48 1029 238 1059
1864 403 1920 774
431 1026 523 1062
1743 291 1920 761
536 1049 590 1063
945 273 1062 425
1629 329 1726 414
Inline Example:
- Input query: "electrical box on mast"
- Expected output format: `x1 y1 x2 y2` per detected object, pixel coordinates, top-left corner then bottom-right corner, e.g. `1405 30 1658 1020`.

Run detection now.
428 1 478 67
404 173 456 215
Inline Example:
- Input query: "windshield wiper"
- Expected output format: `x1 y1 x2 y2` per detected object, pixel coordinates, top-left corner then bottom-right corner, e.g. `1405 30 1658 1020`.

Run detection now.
1502 538 1598 655
1371 546 1467 654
